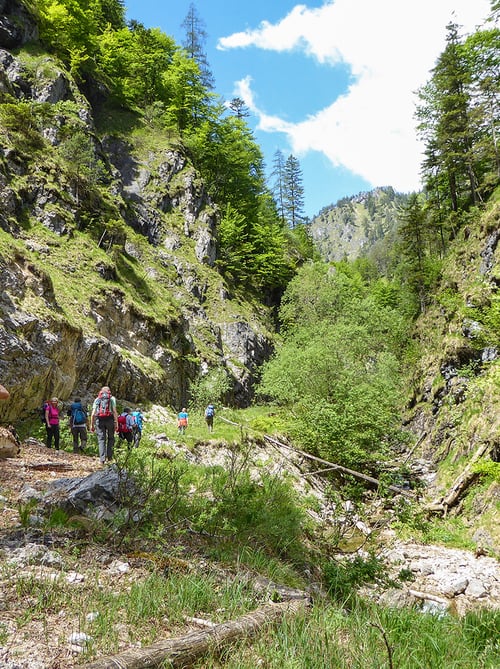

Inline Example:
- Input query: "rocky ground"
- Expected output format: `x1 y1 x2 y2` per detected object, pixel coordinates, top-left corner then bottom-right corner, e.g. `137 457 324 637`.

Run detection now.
0 440 499 668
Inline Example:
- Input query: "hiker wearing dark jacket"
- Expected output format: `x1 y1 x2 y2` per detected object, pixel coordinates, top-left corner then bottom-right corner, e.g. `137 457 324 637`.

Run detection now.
68 398 88 453
45 397 60 450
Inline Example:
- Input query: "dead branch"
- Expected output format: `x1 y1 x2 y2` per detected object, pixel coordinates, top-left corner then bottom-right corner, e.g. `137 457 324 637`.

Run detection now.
81 599 309 669
408 589 449 605
263 435 415 498
402 432 427 465
426 443 491 514
369 622 394 669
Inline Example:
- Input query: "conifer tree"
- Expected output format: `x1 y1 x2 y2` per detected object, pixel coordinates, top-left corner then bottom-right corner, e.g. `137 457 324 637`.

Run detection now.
228 97 250 118
417 20 500 217
271 149 287 226
181 3 214 91
283 154 306 228
397 193 433 312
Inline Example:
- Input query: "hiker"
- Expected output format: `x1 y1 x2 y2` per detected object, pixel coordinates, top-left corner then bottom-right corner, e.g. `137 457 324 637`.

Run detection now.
204 403 215 432
131 408 143 448
90 386 118 465
45 397 60 450
0 384 9 400
177 407 188 435
67 398 88 453
117 407 134 445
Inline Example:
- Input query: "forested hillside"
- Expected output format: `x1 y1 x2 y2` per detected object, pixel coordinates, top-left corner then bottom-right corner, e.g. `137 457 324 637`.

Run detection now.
0 2 499 668
0 0 313 420
309 187 409 263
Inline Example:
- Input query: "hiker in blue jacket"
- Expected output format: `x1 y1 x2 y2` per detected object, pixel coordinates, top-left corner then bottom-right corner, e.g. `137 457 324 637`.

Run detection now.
131 408 143 448
177 408 188 434
68 398 88 454
204 403 215 432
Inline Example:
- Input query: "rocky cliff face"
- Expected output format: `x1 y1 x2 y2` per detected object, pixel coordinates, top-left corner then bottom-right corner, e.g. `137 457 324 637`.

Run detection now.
0 2 274 422
405 201 500 549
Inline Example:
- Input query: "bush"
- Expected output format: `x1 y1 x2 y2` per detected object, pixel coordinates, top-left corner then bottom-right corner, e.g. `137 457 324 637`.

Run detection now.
323 553 387 604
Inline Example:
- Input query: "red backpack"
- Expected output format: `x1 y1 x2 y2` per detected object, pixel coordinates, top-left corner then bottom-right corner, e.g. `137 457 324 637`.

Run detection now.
96 389 112 417
117 414 131 433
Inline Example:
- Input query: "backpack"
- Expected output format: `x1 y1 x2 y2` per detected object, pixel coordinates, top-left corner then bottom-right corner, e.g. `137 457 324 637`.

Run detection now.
40 402 49 424
96 390 112 417
126 413 137 431
131 411 142 431
117 414 131 433
72 404 87 426
205 405 215 418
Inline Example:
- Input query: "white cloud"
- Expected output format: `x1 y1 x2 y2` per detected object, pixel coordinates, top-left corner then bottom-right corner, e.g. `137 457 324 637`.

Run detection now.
220 0 491 191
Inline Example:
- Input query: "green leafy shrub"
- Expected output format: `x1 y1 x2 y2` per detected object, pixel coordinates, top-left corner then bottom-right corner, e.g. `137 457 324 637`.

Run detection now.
472 459 500 483
323 553 387 604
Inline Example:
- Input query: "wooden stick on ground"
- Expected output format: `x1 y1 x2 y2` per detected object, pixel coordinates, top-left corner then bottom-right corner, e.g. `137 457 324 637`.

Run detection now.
81 599 309 669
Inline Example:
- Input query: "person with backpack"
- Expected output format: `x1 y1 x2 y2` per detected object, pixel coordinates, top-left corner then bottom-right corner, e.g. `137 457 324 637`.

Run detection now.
177 408 188 435
204 403 215 432
45 397 60 451
90 386 118 465
117 407 134 445
131 408 143 448
67 398 88 454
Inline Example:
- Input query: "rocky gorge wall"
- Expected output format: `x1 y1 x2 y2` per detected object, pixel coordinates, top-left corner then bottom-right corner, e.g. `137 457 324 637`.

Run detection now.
0 1 274 422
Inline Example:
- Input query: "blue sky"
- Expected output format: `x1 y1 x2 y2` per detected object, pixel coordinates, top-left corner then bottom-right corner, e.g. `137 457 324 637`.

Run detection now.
124 0 492 218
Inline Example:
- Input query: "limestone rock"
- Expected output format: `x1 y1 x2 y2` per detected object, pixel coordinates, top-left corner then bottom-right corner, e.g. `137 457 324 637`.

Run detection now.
0 426 20 458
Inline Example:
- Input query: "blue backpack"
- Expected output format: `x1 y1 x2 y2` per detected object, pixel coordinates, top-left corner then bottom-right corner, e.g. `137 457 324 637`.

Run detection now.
71 403 87 426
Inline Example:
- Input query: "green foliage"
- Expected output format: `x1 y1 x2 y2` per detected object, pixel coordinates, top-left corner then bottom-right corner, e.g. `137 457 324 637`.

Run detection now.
417 20 500 223
17 499 38 528
472 459 500 483
188 368 231 409
202 603 499 668
104 444 308 560
322 553 387 604
0 101 47 155
282 154 306 228
25 0 311 299
258 261 411 471
189 454 308 559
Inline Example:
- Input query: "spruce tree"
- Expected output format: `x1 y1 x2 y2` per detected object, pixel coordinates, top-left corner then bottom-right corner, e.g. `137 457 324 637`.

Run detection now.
271 149 287 226
181 3 215 91
283 154 306 228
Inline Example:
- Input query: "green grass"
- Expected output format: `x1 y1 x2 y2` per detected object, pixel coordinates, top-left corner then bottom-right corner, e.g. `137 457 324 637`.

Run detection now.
198 603 500 669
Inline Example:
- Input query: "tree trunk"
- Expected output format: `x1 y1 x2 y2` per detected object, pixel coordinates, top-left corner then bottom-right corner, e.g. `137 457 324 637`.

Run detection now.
441 443 490 511
426 443 491 514
264 435 415 499
81 599 309 669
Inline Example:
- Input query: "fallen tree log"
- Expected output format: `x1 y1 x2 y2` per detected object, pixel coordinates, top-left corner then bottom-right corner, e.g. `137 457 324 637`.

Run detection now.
218 420 414 498
81 598 309 669
264 435 415 499
426 443 491 515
